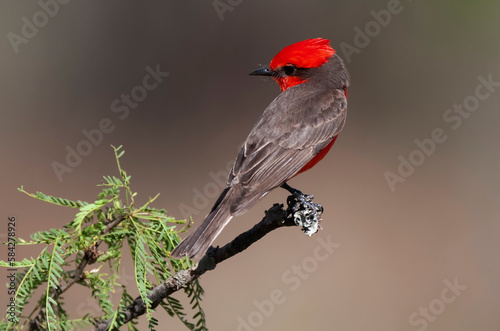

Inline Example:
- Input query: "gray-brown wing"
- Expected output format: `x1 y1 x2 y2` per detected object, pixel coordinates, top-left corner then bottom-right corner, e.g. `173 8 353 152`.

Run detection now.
226 86 347 215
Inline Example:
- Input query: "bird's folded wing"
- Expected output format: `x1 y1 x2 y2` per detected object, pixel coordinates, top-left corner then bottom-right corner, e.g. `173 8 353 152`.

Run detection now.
227 86 347 215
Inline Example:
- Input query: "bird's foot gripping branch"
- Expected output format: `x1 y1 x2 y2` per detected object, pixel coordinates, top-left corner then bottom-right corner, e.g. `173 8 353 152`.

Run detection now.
286 192 323 236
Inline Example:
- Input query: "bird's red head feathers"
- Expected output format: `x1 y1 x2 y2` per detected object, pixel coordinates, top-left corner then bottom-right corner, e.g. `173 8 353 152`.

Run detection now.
270 38 335 91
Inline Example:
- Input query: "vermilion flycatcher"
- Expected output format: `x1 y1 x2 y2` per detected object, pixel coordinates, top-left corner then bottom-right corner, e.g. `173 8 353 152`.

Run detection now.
171 38 350 259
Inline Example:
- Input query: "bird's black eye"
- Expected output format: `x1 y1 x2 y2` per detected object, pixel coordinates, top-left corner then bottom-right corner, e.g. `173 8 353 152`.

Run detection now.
282 65 297 76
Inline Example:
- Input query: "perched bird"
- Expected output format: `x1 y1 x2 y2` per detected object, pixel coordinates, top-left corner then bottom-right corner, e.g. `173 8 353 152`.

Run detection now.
171 38 350 260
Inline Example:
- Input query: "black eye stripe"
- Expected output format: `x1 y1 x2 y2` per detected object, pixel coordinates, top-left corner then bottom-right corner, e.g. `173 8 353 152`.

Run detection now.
278 66 314 80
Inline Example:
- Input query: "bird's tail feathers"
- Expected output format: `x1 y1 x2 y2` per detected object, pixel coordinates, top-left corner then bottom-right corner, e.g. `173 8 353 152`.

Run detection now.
170 206 233 260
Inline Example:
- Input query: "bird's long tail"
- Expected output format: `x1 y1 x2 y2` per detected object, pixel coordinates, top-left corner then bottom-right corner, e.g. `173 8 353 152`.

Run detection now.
170 204 233 260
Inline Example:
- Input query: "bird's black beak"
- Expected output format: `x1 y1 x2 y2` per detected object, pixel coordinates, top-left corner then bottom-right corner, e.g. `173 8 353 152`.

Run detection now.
249 67 273 76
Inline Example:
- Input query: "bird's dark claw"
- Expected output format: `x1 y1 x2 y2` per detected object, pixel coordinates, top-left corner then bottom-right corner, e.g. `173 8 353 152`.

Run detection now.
286 190 323 236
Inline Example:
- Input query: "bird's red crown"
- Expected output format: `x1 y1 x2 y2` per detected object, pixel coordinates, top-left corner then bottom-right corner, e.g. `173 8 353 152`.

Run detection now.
270 38 335 70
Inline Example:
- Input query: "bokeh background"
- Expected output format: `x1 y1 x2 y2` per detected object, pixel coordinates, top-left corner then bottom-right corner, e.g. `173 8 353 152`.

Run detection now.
1 1 500 330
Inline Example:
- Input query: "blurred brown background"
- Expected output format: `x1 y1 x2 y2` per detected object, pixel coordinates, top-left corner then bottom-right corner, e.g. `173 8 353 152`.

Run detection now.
1 1 499 330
